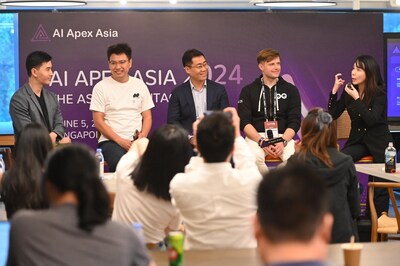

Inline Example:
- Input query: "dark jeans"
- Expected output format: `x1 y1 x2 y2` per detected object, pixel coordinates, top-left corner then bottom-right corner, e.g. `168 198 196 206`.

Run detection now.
342 144 389 218
98 141 126 172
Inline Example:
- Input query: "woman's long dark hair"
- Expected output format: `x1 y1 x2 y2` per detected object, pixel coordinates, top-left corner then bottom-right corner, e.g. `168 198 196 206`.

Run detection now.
298 108 337 168
354 55 385 107
1 123 52 218
131 124 192 201
43 144 109 233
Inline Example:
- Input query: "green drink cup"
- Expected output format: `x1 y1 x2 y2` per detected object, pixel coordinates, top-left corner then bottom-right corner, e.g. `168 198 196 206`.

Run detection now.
168 231 184 266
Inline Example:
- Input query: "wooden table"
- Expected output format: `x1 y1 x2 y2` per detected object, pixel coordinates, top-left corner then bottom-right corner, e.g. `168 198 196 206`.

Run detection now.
151 248 262 266
355 163 400 182
150 242 400 266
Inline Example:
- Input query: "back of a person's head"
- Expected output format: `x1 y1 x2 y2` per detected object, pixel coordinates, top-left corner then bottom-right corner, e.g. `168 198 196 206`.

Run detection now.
257 161 331 244
197 111 235 163
26 51 52 77
107 43 132 60
132 124 192 201
3 123 52 218
14 123 53 164
299 108 336 167
43 144 109 232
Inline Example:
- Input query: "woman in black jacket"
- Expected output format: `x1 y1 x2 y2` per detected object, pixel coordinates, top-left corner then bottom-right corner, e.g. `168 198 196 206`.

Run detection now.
328 55 393 217
288 108 360 243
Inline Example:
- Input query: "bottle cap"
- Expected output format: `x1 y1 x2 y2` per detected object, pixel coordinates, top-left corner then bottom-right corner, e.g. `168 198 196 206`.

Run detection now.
132 222 142 230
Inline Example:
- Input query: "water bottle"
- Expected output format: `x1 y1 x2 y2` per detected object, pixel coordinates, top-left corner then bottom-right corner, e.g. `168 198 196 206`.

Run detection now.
95 148 104 179
132 222 146 244
0 154 5 174
385 142 397 173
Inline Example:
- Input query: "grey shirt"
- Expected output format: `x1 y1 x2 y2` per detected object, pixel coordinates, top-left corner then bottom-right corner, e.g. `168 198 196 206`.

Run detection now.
7 204 150 266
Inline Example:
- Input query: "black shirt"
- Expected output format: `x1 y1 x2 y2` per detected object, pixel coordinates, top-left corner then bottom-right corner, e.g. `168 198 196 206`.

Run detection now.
35 93 51 132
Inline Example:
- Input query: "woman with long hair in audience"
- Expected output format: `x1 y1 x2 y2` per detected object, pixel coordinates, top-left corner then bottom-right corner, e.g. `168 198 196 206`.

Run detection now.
112 124 192 248
287 108 360 243
7 144 153 265
328 55 392 217
0 123 52 219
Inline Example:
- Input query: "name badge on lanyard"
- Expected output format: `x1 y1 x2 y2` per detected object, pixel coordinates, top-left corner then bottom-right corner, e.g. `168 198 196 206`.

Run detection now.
261 81 279 139
264 121 279 139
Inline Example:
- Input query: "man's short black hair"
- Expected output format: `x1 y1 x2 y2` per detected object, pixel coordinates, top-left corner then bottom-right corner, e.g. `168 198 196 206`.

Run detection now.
196 111 234 163
182 49 205 67
257 160 331 243
107 43 132 61
26 51 52 77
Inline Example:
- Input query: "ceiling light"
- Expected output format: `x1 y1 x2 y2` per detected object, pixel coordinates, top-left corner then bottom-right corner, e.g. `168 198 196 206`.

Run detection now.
1 0 87 7
254 1 337 7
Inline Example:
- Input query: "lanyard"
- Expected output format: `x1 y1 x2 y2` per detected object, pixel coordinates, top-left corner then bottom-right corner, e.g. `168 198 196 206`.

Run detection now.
261 78 277 121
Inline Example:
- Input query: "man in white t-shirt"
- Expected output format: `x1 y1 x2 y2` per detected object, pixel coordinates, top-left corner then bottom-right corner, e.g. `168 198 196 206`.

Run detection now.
90 43 154 172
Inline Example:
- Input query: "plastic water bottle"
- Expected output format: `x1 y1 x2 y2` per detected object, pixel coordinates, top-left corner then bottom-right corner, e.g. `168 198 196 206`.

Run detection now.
95 148 104 179
132 222 146 244
385 142 397 173
0 154 5 174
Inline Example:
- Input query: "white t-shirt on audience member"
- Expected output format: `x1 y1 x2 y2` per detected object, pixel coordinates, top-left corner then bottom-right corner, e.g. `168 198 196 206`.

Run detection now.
170 137 262 250
112 149 181 244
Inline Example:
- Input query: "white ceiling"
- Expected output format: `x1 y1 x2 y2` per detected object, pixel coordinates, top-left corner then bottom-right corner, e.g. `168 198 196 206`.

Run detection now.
1 0 400 11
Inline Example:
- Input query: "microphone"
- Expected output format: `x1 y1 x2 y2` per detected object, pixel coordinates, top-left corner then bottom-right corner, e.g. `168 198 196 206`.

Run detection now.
261 130 284 148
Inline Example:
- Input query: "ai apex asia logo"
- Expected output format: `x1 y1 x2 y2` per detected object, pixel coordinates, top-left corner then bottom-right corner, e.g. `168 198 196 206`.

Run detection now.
31 24 119 42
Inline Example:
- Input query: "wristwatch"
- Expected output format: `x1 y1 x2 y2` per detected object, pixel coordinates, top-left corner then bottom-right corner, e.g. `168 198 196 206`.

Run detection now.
258 137 265 147
283 139 288 147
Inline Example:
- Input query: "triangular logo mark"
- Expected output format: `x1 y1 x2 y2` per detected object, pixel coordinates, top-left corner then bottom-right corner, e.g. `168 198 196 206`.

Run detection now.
393 46 400 54
31 24 50 42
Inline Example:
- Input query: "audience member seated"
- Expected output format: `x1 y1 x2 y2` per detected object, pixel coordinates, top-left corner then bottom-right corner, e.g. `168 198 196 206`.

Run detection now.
254 161 333 266
0 123 52 219
112 124 192 247
7 144 153 266
170 107 262 250
287 108 360 243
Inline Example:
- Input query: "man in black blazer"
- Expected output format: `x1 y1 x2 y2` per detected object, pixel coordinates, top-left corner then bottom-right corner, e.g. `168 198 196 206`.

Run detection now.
9 51 70 144
167 49 229 145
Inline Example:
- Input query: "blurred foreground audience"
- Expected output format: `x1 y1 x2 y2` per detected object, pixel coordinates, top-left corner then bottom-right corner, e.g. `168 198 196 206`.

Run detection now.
170 107 262 250
287 108 360 243
7 144 153 266
1 123 52 219
113 124 192 248
254 161 333 266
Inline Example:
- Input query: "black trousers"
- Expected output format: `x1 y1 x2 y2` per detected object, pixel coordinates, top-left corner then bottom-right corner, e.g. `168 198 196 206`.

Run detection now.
98 140 126 172
342 143 389 218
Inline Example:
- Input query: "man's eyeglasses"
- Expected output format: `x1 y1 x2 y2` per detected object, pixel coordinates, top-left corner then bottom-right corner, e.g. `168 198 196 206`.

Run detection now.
188 62 208 70
109 60 129 67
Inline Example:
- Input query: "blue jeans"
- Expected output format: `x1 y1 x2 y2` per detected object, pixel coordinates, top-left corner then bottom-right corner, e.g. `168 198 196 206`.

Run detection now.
98 141 126 172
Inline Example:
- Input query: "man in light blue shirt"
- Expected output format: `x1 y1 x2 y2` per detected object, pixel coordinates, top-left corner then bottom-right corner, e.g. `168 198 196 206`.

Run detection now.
167 49 229 145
